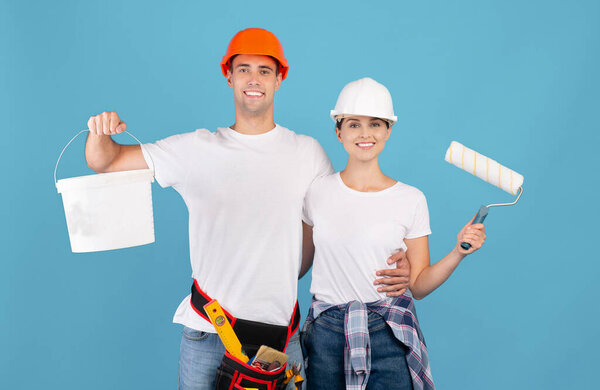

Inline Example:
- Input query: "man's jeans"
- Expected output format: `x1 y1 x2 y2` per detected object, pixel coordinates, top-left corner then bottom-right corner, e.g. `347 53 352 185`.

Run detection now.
301 307 413 390
178 326 306 390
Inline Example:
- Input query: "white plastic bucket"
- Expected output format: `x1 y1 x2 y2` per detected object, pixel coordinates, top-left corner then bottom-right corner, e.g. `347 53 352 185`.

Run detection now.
55 130 156 253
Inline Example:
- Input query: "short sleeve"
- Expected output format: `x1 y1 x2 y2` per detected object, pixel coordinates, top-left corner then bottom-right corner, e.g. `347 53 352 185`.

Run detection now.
302 183 315 227
310 138 334 179
140 132 195 190
405 191 432 239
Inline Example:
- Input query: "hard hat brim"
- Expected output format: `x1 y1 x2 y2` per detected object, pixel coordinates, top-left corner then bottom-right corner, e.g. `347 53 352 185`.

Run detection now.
220 54 288 80
330 110 397 125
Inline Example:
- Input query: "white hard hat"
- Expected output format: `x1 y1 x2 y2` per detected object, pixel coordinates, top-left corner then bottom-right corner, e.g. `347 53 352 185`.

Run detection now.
330 77 397 125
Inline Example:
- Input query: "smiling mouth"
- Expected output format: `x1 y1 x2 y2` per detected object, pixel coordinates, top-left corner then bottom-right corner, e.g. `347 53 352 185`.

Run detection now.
356 142 375 150
244 91 264 97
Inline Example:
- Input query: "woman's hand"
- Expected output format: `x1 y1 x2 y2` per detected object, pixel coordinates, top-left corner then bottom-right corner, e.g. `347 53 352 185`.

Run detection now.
456 217 486 255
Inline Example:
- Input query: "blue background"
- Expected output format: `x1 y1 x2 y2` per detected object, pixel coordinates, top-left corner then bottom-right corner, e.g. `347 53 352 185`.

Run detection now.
2 0 599 388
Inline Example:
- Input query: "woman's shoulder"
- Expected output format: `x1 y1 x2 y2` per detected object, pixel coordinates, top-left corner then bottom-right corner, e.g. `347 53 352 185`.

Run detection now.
306 172 339 198
389 180 427 202
310 172 339 189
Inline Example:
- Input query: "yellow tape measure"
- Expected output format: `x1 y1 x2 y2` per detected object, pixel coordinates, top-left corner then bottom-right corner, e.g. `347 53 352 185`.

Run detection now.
203 300 249 363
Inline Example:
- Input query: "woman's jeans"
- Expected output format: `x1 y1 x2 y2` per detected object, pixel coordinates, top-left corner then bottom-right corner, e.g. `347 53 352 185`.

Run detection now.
178 326 306 390
302 307 413 390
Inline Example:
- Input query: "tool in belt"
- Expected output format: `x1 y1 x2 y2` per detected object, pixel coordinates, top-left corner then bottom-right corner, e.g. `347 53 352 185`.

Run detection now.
191 280 304 390
190 280 300 357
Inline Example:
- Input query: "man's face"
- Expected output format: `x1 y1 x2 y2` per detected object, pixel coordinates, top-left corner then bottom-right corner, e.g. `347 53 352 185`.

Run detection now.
227 54 282 116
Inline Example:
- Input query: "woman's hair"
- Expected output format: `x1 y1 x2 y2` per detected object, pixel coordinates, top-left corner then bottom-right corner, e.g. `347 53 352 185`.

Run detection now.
335 117 390 130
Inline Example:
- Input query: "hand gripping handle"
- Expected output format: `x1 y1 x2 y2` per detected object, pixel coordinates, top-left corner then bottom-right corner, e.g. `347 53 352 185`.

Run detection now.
54 129 155 185
461 205 489 250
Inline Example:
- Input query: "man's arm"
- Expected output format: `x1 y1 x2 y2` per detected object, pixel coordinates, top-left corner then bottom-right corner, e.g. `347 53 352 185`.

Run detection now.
298 222 315 279
300 223 412 295
85 111 148 173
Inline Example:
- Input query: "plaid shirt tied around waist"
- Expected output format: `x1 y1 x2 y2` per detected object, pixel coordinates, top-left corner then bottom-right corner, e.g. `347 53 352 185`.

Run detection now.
304 296 435 390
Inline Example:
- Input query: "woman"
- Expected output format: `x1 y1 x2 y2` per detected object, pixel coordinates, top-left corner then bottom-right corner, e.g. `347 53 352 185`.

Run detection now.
301 78 486 390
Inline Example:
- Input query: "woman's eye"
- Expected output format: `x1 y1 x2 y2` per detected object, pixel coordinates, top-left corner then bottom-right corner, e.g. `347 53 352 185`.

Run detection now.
371 122 381 127
349 123 359 128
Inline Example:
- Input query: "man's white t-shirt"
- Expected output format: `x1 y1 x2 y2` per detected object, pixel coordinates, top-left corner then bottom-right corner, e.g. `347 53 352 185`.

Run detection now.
303 173 431 305
141 124 333 333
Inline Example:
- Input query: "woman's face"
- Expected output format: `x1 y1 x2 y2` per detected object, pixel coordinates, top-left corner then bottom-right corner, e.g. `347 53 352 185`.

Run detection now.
335 115 392 162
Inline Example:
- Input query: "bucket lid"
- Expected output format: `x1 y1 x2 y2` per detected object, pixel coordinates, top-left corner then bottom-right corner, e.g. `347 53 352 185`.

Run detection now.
56 169 155 193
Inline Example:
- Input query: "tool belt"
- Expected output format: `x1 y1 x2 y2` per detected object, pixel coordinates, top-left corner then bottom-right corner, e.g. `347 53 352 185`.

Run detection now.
190 280 300 390
215 351 289 390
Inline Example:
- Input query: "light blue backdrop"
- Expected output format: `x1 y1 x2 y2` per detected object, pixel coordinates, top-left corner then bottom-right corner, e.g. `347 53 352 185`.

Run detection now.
2 0 599 389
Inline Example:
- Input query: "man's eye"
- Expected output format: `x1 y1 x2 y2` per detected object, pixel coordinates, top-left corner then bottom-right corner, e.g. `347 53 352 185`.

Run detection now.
239 68 248 73
260 70 271 75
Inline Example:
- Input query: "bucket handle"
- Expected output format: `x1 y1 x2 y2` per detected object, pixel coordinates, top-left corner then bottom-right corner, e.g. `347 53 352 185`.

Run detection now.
54 129 156 185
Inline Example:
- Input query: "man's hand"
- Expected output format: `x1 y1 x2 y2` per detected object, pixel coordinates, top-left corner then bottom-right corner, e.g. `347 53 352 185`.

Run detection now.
374 250 411 297
88 111 127 136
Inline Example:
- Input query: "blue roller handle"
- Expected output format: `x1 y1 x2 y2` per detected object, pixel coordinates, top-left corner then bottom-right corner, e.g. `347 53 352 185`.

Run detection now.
461 205 489 250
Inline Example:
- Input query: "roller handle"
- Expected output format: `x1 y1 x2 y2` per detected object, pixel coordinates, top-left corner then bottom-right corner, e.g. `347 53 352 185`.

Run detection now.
461 205 489 250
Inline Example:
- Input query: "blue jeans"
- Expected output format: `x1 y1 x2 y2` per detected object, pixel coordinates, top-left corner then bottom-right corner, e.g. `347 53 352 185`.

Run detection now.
179 326 306 390
301 308 413 390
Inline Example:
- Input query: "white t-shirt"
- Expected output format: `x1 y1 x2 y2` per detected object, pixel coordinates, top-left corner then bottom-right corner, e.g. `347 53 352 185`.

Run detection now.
141 124 333 333
303 173 431 305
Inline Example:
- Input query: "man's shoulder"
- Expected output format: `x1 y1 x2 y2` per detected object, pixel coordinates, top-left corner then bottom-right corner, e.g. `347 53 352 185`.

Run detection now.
191 128 216 138
159 128 213 141
276 125 322 147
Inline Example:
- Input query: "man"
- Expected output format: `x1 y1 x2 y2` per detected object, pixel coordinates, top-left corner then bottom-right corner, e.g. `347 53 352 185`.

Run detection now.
85 28 409 389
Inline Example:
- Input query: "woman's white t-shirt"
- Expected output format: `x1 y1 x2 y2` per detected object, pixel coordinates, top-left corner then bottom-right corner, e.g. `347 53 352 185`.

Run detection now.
303 173 431 305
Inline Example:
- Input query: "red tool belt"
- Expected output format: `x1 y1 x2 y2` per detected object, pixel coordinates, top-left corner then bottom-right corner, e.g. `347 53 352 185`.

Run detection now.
190 280 300 358
215 351 289 390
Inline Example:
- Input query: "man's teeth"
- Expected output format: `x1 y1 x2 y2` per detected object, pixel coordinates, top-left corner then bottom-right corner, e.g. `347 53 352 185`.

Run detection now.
357 143 375 147
245 91 263 96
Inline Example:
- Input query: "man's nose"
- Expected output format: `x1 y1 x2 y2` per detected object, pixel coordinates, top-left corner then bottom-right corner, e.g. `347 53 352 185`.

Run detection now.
247 70 260 85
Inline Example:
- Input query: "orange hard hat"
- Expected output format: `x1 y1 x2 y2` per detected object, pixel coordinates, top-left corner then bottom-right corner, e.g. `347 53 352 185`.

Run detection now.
221 28 289 80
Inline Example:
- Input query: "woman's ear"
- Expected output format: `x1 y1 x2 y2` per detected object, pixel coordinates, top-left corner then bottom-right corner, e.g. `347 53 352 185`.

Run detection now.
335 126 343 142
385 125 392 141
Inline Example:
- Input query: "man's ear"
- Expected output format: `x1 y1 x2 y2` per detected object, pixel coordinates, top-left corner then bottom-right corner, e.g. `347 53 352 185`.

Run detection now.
226 69 233 88
274 71 282 91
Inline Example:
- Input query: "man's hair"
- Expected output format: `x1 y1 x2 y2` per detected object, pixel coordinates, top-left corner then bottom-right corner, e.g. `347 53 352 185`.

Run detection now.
335 118 390 130
228 55 280 76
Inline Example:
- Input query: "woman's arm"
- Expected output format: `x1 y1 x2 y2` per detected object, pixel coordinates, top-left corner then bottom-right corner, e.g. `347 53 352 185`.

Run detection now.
406 220 486 300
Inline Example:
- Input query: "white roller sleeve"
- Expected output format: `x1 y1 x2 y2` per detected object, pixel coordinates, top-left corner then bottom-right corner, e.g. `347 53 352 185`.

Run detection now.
445 141 524 195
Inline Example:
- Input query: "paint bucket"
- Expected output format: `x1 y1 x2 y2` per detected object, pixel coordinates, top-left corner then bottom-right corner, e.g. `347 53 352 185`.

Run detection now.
55 130 156 253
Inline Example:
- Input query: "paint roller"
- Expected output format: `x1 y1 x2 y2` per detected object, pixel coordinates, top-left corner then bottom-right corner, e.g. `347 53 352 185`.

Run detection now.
445 141 524 250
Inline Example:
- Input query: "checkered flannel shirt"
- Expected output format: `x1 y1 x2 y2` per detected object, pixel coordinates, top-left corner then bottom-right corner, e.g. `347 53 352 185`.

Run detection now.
304 295 434 390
